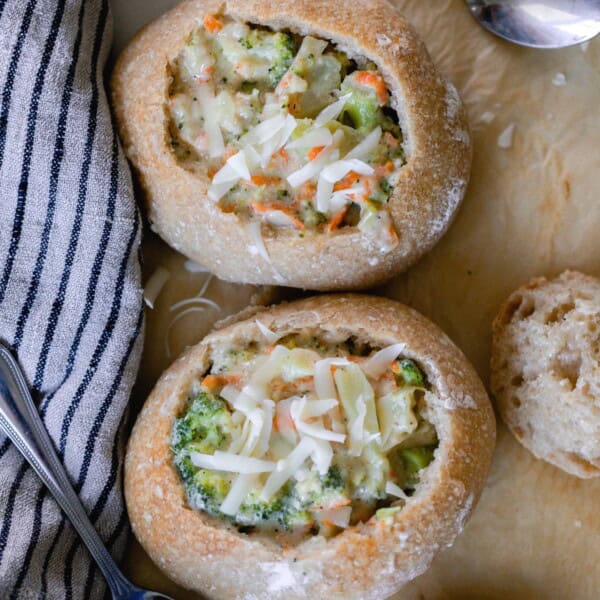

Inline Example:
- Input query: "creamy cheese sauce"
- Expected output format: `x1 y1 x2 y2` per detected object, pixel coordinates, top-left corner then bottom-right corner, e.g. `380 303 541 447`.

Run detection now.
171 329 438 541
168 14 405 252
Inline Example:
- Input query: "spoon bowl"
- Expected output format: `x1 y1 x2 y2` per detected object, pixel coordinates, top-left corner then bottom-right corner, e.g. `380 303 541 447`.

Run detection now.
465 0 600 48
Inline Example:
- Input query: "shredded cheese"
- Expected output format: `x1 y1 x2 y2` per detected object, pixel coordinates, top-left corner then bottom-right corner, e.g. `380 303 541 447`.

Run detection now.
385 480 408 500
290 397 346 443
256 319 280 343
315 93 351 126
246 221 270 263
260 437 318 501
362 343 406 378
190 450 276 473
286 127 333 150
143 266 171 309
345 126 382 160
314 505 352 528
220 473 259 516
287 130 343 188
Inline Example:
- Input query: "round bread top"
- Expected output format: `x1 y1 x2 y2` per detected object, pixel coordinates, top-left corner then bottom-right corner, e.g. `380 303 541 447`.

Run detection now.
125 295 495 599
491 270 600 479
111 0 471 290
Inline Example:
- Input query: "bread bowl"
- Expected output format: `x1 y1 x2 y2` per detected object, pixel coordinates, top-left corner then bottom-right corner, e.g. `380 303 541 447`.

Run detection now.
126 294 495 598
491 270 600 478
112 0 471 290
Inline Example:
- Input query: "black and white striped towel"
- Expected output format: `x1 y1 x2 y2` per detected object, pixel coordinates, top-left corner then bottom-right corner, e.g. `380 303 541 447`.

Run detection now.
0 0 143 597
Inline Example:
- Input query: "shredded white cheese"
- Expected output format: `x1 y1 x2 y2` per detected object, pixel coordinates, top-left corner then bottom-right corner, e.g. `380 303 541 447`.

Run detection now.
143 266 170 309
497 123 515 149
314 505 352 528
255 320 280 343
246 221 270 263
260 437 318 500
362 343 406 378
386 480 408 500
220 473 259 515
315 93 351 126
290 397 346 443
345 126 382 161
190 451 276 473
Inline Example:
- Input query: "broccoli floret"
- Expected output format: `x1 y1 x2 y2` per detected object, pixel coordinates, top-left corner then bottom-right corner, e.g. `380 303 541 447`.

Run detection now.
172 391 233 454
380 178 392 196
322 465 344 490
188 468 231 513
298 201 327 229
368 178 393 204
397 445 436 487
237 481 312 530
339 73 403 141
394 359 426 387
171 390 233 508
339 76 381 132
267 32 296 86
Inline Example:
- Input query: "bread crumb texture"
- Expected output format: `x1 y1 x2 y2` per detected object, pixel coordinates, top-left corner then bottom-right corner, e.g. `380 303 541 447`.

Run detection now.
491 270 600 478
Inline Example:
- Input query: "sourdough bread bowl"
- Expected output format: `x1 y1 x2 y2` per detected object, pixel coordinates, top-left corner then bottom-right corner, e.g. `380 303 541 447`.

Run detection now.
125 295 495 599
491 270 600 479
112 0 471 290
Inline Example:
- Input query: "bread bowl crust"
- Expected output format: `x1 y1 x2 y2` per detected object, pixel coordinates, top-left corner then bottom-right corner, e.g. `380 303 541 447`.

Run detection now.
125 294 495 599
111 0 471 291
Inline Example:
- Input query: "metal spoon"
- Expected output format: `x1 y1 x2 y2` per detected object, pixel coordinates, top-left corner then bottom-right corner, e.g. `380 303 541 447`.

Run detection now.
465 0 600 48
0 342 173 600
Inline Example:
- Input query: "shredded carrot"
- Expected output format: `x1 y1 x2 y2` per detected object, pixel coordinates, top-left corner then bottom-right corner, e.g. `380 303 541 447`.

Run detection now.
197 65 215 81
250 175 281 187
298 181 317 200
201 373 240 390
387 226 400 247
203 14 223 33
277 148 289 161
326 499 351 509
250 202 305 230
223 148 237 161
355 71 389 106
333 171 362 192
307 146 325 161
328 206 348 232
374 161 395 178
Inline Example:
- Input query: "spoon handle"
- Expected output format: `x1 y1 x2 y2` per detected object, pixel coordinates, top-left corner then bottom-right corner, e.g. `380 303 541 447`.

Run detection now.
0 342 136 599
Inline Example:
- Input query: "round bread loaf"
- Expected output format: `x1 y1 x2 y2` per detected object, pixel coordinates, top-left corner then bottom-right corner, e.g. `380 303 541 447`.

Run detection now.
111 0 471 291
125 294 495 599
491 270 600 479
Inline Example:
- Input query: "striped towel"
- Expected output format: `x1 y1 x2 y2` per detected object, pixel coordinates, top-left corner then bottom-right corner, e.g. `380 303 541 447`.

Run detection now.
0 0 143 597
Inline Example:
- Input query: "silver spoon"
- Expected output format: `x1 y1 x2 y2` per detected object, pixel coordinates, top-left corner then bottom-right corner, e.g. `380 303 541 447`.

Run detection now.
465 0 600 48
0 342 173 600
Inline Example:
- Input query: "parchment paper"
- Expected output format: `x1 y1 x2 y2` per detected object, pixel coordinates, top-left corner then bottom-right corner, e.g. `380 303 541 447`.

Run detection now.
113 1 600 598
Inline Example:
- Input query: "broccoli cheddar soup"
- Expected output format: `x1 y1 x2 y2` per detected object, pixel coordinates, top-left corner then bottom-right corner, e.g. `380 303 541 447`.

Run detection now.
168 13 405 253
171 326 439 542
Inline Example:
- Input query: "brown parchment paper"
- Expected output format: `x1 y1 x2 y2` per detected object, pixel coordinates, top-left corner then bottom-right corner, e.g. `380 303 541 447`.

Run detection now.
115 1 600 598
